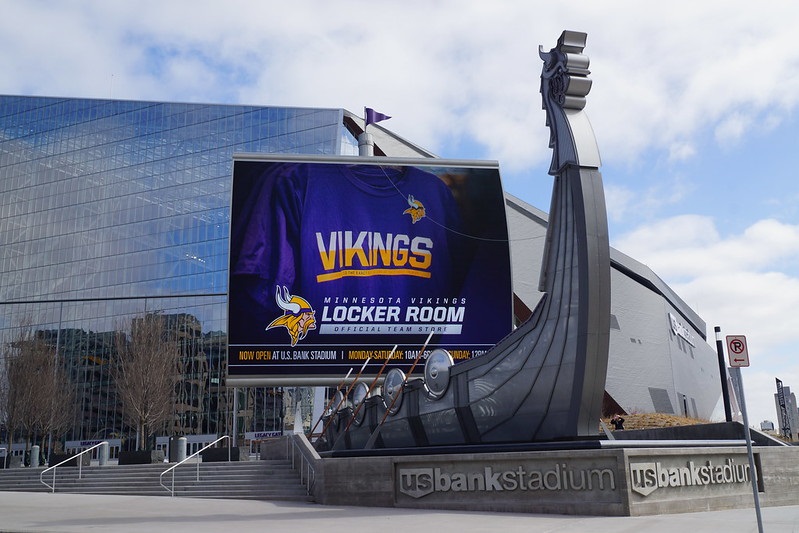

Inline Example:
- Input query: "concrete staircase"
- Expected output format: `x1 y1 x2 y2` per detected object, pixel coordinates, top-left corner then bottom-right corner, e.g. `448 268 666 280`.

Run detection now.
0 460 313 501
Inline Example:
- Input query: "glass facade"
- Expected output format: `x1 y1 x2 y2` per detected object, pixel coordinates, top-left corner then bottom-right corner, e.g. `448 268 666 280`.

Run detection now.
0 96 359 447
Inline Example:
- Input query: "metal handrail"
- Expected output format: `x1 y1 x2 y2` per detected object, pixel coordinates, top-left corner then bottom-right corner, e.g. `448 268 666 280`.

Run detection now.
159 435 230 497
287 434 316 494
40 441 107 493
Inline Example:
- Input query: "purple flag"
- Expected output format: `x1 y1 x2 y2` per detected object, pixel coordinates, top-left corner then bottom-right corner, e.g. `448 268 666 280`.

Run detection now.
365 107 391 127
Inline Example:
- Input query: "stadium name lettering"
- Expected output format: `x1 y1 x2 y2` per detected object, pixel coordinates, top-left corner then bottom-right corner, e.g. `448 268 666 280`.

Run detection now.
629 458 750 497
316 231 433 276
267 350 337 361
668 312 696 347
398 464 615 499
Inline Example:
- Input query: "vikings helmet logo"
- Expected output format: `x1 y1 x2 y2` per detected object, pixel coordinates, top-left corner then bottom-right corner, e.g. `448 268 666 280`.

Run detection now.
403 194 426 224
266 286 316 346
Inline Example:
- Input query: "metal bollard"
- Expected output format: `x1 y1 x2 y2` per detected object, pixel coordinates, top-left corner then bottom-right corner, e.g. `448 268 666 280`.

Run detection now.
177 437 187 463
30 446 39 468
98 442 109 466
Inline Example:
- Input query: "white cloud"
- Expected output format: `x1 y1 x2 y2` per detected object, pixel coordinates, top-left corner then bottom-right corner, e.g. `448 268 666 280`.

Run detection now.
614 215 799 424
615 217 799 277
604 184 636 222
714 113 751 146
5 1 799 170
603 174 695 228
668 142 696 163
684 269 799 426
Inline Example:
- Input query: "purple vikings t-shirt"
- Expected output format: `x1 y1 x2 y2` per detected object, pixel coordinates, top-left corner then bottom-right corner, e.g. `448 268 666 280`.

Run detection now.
230 162 466 345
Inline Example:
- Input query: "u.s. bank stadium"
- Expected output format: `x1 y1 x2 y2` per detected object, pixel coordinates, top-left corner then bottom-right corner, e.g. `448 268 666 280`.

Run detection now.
0 95 723 457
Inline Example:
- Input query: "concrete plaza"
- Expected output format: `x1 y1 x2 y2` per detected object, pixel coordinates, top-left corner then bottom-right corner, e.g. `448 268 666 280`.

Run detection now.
0 491 797 532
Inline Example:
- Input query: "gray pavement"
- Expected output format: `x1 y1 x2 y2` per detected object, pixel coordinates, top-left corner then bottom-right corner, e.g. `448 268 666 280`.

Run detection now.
0 492 798 532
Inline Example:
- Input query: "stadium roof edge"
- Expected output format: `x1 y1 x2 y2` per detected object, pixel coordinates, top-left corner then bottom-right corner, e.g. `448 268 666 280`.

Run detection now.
505 193 707 340
343 109 437 158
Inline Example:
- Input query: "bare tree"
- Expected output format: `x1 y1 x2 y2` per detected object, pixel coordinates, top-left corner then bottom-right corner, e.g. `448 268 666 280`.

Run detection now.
0 357 7 440
36 348 74 459
0 338 25 459
0 323 74 462
113 313 180 450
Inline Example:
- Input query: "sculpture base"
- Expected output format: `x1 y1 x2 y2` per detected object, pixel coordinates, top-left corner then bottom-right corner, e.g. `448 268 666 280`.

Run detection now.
272 432 798 516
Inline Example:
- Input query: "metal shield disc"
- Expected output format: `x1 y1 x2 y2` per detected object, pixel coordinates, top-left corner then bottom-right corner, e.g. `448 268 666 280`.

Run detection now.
351 382 369 426
382 368 406 415
424 348 454 399
330 390 347 413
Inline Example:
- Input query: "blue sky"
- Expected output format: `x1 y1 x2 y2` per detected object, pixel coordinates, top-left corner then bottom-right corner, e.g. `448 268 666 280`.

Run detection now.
2 0 798 427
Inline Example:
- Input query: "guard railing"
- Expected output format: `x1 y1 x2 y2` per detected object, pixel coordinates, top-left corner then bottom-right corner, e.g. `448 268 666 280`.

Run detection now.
287 434 316 495
159 435 230 497
40 441 107 493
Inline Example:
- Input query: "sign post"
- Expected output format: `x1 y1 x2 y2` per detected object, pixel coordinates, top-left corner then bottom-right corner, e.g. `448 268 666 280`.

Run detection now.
725 334 763 533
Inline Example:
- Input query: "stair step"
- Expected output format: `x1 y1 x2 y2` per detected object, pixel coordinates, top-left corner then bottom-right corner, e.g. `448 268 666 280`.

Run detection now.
0 459 313 502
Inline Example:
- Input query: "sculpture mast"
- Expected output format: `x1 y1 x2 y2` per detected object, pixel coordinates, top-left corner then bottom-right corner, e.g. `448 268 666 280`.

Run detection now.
539 30 611 435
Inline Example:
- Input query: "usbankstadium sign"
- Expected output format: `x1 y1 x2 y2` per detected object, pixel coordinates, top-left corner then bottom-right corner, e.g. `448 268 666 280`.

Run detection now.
393 455 625 510
398 464 616 499
629 456 752 497
389 452 757 511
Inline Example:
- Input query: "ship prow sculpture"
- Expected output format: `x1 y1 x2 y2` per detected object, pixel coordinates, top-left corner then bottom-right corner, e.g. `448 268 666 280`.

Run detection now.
315 31 611 452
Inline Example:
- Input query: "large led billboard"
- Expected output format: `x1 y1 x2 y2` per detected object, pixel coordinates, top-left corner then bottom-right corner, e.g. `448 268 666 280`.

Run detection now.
227 155 512 385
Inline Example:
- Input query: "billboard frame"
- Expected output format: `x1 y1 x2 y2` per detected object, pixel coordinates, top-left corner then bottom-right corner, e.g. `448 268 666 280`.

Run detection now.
226 153 513 387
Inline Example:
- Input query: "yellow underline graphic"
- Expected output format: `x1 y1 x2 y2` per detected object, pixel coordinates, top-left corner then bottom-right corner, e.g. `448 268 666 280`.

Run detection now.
317 268 431 282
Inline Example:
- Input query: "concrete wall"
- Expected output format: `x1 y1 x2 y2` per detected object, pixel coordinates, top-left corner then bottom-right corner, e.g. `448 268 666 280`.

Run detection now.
623 446 757 516
758 446 799 507
269 435 799 517
314 448 625 516
615 421 786 447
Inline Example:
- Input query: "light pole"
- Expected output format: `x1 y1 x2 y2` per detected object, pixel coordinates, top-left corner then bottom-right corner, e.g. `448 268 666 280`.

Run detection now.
714 326 733 422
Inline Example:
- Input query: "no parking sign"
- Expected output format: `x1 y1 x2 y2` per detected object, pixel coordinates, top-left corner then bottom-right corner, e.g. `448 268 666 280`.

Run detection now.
726 335 750 367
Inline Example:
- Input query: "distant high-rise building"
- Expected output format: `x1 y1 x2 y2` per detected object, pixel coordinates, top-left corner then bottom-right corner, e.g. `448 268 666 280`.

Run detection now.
774 384 799 441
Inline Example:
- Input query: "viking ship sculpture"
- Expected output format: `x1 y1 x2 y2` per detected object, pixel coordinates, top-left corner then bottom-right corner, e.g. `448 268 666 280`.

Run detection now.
316 31 610 451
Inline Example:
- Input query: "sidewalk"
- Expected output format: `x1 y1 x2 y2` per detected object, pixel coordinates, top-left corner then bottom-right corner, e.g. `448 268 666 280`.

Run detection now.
0 492 797 532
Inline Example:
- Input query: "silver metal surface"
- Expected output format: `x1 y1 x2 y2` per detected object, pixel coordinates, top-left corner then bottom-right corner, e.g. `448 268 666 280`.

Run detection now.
351 382 369 426
424 349 454 399
382 368 406 415
331 390 347 413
